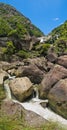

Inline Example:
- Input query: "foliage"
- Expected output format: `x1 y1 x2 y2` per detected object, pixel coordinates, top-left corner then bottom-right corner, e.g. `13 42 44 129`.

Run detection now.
0 3 44 61
2 41 16 55
0 3 43 38
17 50 40 59
34 43 51 56
0 18 11 37
8 22 28 39
51 21 67 42
28 25 44 37
17 50 30 59
54 38 67 55
40 43 51 55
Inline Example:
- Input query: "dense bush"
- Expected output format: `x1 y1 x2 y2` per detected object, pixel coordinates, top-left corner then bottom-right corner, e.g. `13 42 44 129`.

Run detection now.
34 43 51 56
17 50 30 59
2 41 15 55
40 43 51 55
54 39 67 55
0 18 11 37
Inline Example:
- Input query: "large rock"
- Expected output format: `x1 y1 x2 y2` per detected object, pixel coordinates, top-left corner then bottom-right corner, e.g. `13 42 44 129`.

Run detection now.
9 77 33 102
13 64 44 84
39 65 67 99
57 55 67 68
22 65 44 84
0 61 24 71
0 100 47 127
46 52 57 63
0 100 24 119
0 61 10 70
23 57 54 72
24 57 47 71
48 79 67 119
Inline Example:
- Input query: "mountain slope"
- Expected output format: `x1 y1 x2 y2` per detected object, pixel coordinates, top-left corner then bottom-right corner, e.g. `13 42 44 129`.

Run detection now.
0 3 44 38
51 21 67 41
46 21 67 55
0 3 45 61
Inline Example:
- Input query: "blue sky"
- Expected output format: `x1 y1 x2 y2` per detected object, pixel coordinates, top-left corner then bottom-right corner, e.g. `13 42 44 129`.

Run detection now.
0 0 67 34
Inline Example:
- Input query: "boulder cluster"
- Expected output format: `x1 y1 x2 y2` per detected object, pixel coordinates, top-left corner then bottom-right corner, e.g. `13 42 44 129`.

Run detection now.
0 54 67 119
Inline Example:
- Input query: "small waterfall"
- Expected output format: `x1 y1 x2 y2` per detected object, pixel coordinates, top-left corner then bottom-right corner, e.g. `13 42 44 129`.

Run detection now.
4 83 12 100
31 87 48 104
35 87 39 99
4 75 16 100
8 74 16 80
33 87 39 99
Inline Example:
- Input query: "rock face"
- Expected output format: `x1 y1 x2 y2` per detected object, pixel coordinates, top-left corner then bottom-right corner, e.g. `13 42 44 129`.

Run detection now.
39 65 67 99
57 55 67 68
48 79 67 119
46 52 57 63
0 100 24 118
9 77 33 102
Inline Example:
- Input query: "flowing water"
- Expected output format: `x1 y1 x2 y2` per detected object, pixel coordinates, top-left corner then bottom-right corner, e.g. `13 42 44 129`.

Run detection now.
4 77 67 127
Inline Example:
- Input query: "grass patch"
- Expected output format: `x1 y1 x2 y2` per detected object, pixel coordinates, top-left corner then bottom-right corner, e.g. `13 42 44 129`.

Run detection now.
0 115 66 130
0 85 6 106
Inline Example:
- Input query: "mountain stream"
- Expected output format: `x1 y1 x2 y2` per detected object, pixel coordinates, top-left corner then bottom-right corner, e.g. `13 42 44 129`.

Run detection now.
4 76 67 127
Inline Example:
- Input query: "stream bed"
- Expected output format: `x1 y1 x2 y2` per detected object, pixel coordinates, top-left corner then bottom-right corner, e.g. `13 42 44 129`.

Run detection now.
4 77 67 127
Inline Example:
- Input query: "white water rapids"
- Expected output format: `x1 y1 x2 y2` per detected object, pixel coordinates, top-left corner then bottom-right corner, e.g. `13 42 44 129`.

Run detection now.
4 78 67 127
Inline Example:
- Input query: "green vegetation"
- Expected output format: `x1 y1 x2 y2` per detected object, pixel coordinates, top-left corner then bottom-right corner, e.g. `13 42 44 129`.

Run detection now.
51 21 67 39
47 21 67 55
0 85 6 106
17 50 40 59
39 43 51 55
0 3 44 61
0 115 66 130
17 50 30 59
51 21 67 43
54 38 67 55
0 18 11 37
0 3 43 38
3 41 16 55
0 3 67 59
34 43 51 56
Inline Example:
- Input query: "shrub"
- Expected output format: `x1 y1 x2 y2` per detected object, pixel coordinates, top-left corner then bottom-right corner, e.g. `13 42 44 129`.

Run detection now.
4 41 15 55
35 43 51 56
17 50 29 59
54 39 67 55
0 18 11 37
